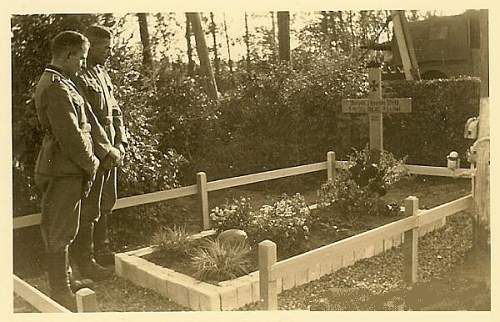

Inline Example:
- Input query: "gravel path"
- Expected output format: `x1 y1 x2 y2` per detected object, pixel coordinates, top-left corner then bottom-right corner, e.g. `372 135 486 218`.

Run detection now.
240 211 478 310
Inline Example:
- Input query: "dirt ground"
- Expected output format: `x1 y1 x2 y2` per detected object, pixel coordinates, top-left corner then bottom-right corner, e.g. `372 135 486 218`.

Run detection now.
361 247 491 311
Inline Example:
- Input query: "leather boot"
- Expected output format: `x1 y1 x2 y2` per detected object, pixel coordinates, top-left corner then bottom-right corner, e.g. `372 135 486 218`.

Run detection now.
67 263 94 292
46 250 76 312
72 224 112 281
93 213 115 266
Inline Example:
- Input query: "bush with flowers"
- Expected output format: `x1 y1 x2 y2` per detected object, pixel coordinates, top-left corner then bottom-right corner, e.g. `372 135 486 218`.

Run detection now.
210 193 311 254
315 146 409 228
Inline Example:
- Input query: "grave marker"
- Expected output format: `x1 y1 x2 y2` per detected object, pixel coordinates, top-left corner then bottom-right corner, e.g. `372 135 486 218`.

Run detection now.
342 68 412 152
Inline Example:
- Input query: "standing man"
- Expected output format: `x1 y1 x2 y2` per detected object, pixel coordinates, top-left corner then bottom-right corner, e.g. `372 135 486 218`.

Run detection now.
34 31 118 311
71 25 128 281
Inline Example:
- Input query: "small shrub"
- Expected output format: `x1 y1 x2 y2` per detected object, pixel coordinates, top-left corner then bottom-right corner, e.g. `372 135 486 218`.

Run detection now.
348 146 409 196
251 193 311 254
317 173 370 226
190 238 251 281
209 197 254 233
209 193 311 254
150 225 192 256
317 147 409 227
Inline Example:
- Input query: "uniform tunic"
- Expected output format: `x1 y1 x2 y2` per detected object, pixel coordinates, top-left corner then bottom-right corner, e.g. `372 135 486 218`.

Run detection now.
76 64 128 226
34 65 102 253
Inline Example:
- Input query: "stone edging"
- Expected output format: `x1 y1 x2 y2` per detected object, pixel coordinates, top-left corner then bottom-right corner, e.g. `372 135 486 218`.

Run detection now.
115 218 445 311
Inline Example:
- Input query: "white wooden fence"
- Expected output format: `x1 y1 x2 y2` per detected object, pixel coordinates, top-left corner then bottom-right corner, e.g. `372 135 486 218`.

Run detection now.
257 194 473 309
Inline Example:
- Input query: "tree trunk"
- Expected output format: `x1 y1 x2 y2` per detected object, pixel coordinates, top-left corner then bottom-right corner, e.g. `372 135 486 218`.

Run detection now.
329 11 337 49
385 10 392 41
270 11 277 62
321 11 328 48
137 13 153 69
186 12 219 100
244 12 251 72
210 12 220 85
277 11 291 62
348 11 355 54
223 13 234 77
185 13 195 77
360 11 368 44
337 11 347 51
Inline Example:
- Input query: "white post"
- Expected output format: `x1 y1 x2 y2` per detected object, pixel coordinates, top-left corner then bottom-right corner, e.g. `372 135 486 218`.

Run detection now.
76 288 98 312
259 240 278 310
327 151 336 181
403 196 419 284
473 97 490 249
197 172 210 230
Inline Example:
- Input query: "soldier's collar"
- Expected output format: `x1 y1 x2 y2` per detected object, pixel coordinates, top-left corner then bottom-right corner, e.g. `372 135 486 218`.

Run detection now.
45 64 79 90
45 64 70 80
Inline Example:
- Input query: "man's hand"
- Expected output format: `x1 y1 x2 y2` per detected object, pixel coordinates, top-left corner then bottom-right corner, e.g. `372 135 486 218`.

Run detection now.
101 147 121 170
82 179 93 198
115 143 126 166
82 159 98 198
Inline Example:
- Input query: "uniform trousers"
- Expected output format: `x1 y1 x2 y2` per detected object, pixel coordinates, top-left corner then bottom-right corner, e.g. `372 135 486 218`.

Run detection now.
36 174 84 253
80 167 117 246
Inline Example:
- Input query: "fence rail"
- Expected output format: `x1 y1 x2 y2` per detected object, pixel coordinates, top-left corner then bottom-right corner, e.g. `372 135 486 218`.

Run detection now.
207 162 327 191
14 275 70 313
14 275 97 313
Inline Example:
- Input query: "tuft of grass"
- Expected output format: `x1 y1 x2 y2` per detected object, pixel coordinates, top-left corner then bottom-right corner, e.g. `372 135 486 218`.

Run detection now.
190 239 251 282
150 225 192 256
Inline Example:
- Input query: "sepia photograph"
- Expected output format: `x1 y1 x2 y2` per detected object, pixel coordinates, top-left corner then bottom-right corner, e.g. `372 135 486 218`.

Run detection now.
7 1 493 319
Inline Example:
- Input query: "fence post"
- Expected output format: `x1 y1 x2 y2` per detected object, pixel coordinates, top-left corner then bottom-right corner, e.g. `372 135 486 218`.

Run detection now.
403 196 419 284
327 151 336 181
259 240 278 310
76 288 97 312
197 172 210 230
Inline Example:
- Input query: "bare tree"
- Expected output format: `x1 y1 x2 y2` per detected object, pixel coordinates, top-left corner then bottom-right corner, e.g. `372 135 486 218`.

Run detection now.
348 11 356 53
223 13 234 78
244 12 251 72
186 12 219 100
137 13 153 69
270 11 277 62
185 14 195 76
210 12 220 83
277 11 291 62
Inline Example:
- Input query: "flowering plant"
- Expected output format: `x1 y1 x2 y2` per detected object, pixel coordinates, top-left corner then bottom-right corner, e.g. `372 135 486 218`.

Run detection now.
209 193 311 253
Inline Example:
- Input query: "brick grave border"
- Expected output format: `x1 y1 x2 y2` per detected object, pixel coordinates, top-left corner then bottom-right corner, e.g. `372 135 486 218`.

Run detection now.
115 218 445 311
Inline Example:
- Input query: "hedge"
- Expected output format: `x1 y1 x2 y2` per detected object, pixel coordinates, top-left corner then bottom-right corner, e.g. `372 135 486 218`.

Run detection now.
383 77 480 166
169 72 481 184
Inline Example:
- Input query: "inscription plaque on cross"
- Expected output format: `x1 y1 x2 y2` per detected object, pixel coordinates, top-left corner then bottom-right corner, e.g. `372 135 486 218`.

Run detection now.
341 68 412 152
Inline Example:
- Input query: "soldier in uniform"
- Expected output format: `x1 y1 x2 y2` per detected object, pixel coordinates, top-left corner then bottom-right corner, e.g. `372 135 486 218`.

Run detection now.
34 31 120 311
70 25 128 281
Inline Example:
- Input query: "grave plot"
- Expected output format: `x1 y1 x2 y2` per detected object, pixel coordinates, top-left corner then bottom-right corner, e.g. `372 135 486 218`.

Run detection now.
114 197 461 311
114 179 463 311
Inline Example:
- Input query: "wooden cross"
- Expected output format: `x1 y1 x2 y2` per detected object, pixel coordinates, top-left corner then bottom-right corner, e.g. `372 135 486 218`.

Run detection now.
342 67 412 152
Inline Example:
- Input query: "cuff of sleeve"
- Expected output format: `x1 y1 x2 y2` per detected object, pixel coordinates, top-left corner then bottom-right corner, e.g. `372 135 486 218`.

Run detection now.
116 126 128 146
87 156 100 178
94 141 114 161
